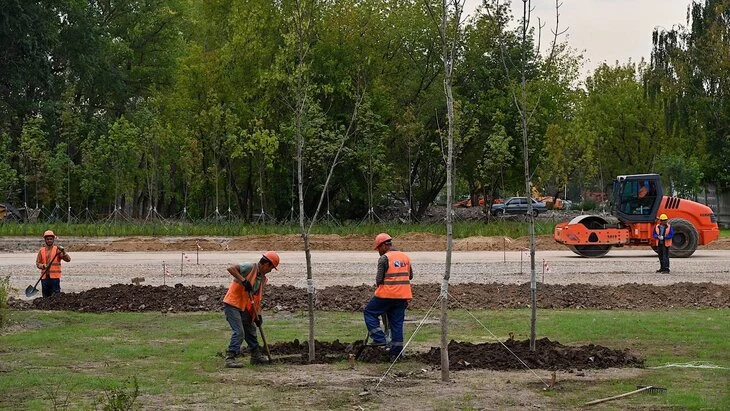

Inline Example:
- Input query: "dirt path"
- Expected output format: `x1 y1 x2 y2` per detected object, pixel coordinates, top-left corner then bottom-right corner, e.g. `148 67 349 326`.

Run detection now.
4 249 730 297
3 234 729 299
6 233 728 253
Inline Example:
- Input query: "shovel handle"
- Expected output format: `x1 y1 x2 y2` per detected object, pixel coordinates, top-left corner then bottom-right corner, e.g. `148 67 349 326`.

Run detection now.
248 290 272 362
256 322 272 362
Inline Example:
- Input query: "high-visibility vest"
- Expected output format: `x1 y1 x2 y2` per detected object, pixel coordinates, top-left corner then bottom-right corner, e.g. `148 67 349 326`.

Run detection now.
654 223 673 247
37 246 62 279
374 250 412 299
224 264 267 315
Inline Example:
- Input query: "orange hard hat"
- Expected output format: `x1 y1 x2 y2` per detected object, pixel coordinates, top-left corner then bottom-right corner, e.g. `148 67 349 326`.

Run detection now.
373 233 392 250
262 251 280 270
43 230 55 238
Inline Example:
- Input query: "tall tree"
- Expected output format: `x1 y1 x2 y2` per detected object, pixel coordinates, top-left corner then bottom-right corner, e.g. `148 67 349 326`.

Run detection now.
0 132 20 203
582 63 667 180
651 0 730 188
424 0 464 382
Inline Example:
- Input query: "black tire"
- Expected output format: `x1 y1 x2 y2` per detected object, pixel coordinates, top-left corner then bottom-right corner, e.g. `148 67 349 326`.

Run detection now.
499 209 507 216
568 244 612 257
566 216 612 257
530 209 538 217
668 218 698 258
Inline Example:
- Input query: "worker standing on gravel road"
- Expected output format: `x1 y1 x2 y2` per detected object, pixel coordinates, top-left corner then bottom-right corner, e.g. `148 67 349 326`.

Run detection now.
222 251 280 368
364 233 413 361
653 214 674 273
35 230 71 297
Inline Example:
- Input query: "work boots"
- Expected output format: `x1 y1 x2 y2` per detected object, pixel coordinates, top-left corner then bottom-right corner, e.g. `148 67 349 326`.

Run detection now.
250 346 267 365
224 351 244 368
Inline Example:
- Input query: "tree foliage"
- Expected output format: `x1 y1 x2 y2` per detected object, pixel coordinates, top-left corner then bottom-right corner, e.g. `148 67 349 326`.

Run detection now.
0 0 727 221
651 0 730 189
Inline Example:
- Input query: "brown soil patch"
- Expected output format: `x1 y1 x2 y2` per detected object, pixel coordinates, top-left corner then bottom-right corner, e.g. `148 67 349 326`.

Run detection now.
5 233 729 253
11 282 729 312
262 338 643 370
62 234 730 252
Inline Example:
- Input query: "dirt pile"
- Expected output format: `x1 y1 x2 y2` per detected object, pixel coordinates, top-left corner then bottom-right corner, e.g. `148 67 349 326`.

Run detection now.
10 282 730 312
256 338 644 370
417 338 643 371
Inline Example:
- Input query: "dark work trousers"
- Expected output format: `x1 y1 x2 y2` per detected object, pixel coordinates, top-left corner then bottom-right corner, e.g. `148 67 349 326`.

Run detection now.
364 297 407 356
41 278 61 297
224 303 259 354
657 243 670 271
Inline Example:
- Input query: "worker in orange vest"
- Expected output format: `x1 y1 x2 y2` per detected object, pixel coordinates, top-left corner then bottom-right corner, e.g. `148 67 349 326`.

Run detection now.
222 251 279 368
364 233 413 361
652 214 674 273
35 230 71 297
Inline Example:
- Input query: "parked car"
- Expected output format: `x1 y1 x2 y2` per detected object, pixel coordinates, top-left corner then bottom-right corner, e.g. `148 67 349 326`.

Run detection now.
490 197 547 216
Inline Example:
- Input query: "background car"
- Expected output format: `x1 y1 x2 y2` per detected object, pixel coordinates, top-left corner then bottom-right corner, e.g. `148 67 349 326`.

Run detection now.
490 197 547 216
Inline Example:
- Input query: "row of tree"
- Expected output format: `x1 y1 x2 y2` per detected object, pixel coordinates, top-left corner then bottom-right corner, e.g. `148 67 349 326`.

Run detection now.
1 0 728 222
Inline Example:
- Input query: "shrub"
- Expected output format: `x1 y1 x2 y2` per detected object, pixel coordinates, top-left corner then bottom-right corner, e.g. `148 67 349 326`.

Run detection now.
98 377 140 411
577 199 598 211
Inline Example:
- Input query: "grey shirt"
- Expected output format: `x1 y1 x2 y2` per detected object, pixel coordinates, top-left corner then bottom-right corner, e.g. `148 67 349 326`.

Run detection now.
238 262 263 293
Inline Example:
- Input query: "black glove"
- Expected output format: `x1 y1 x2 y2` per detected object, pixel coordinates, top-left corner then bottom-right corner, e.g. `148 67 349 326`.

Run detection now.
254 315 262 327
241 280 253 292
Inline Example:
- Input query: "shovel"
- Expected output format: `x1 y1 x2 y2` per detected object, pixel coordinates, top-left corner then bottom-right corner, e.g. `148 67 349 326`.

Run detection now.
25 248 62 298
356 314 390 360
255 317 273 363
248 289 272 363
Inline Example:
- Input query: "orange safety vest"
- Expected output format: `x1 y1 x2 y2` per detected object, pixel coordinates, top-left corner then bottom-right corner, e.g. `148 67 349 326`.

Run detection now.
654 223 673 247
223 264 267 315
37 246 62 279
374 250 412 299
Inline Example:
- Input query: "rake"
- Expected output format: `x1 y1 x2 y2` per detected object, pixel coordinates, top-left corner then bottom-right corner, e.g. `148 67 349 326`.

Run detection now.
585 385 667 406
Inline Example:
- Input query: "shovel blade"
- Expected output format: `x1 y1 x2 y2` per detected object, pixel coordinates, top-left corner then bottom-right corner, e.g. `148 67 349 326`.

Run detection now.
25 285 38 298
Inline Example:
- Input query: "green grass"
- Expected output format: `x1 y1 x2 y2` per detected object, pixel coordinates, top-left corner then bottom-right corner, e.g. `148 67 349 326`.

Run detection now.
1 309 728 409
2 221 727 240
0 219 730 239
0 220 558 238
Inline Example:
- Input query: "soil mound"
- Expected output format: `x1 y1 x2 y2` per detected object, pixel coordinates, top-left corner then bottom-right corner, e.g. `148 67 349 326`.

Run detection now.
256 338 644 370
9 282 730 312
4 234 730 252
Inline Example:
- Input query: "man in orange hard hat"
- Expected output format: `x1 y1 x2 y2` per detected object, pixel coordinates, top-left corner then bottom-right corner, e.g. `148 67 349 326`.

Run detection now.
222 251 279 367
35 230 71 297
364 233 413 361
652 214 674 273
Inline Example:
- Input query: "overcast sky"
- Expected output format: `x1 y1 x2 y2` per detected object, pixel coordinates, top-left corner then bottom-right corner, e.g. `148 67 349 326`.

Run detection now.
464 0 691 79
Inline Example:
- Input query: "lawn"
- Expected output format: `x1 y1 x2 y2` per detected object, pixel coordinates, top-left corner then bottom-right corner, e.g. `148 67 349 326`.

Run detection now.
1 308 728 410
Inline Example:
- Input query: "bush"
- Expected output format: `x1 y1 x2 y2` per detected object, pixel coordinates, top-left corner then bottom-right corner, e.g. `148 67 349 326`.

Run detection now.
576 199 598 211
98 377 139 411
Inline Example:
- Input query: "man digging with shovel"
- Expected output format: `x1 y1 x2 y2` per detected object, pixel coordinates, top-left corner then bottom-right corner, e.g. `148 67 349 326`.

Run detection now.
32 230 71 297
222 251 279 368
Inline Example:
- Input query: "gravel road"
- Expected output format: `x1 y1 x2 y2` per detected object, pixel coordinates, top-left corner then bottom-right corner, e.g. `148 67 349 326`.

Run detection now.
3 248 729 300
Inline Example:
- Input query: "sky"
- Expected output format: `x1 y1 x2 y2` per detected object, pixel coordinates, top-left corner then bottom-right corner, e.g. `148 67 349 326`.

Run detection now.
464 0 692 79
